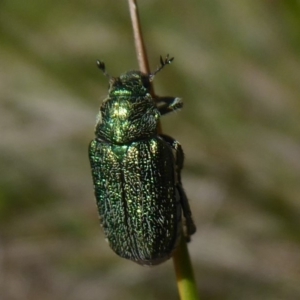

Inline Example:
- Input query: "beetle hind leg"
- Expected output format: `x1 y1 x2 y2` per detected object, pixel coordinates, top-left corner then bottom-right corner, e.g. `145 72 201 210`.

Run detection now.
160 134 196 241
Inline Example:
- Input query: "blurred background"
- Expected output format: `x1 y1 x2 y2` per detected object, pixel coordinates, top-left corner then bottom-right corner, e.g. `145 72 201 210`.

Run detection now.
1 0 300 299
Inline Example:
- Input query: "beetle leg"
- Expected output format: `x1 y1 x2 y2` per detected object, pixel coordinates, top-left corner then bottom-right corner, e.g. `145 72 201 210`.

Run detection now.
160 134 196 241
155 97 183 116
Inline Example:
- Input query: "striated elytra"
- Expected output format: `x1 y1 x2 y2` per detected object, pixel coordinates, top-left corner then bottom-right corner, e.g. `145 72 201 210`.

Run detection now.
89 55 196 265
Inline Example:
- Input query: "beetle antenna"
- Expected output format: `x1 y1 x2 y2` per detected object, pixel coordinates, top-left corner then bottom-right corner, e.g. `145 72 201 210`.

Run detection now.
96 60 111 79
149 54 174 81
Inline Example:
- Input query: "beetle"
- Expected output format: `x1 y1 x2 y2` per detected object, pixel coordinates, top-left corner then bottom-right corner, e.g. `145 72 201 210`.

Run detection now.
89 55 196 265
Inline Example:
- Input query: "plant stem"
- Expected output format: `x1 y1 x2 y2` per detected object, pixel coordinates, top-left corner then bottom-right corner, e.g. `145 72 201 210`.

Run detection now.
173 236 199 300
128 0 150 74
127 1 199 299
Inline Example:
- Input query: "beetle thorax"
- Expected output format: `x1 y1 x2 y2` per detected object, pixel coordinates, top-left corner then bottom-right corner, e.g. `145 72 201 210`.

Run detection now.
96 96 160 144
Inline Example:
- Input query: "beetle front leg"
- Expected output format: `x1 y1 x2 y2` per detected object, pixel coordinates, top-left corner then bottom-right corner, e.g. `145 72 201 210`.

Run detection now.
155 97 183 116
160 134 196 240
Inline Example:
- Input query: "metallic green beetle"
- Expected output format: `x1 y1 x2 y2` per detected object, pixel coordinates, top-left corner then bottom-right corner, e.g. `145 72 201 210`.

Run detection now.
89 55 196 265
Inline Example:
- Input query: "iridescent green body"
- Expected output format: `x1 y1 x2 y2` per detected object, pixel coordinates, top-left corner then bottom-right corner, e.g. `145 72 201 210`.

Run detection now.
89 57 196 265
